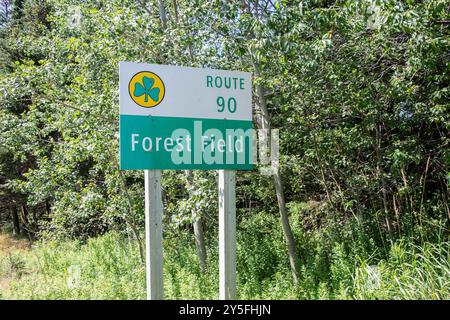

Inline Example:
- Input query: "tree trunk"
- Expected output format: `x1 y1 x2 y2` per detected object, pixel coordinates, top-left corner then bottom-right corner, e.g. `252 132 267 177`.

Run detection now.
252 61 300 285
273 166 299 285
10 205 21 236
193 217 207 272
117 169 145 265
185 170 207 272
20 204 33 241
158 0 167 29
169 0 207 272
45 199 51 216
375 124 394 241
172 0 179 25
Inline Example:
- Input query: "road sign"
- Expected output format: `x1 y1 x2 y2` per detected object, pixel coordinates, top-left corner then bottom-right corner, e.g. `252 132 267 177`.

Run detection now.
119 62 250 301
119 62 253 170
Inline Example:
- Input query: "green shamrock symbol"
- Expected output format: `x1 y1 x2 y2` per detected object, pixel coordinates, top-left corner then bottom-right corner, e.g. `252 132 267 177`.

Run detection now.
133 76 160 103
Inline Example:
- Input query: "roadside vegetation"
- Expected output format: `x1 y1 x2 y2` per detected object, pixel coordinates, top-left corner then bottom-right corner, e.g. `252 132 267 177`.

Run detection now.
0 0 449 300
1 219 448 299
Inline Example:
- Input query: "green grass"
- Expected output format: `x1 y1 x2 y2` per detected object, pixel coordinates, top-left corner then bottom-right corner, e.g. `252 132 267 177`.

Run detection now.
1 224 448 300
351 241 450 299
0 233 146 299
1 206 448 300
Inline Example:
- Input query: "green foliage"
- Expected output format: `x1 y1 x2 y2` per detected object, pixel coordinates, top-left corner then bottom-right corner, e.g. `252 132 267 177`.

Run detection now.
2 216 449 300
2 232 146 299
351 241 450 299
1 0 447 239
0 0 448 300
174 171 217 228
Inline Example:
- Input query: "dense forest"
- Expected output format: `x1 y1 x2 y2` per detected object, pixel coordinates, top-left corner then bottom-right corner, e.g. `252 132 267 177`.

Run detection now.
0 0 449 299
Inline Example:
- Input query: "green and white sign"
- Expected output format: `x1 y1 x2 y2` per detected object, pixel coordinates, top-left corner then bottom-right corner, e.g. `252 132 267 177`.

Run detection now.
119 62 253 170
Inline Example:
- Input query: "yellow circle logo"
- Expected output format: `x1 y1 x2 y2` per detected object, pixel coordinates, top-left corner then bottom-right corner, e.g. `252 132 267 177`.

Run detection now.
128 71 165 108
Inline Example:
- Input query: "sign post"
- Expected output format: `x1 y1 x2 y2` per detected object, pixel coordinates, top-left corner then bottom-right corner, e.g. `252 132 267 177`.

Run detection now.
219 170 236 300
119 62 252 300
144 170 164 300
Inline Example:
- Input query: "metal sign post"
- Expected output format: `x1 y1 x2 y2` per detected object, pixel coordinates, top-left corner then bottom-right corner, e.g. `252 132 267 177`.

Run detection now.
218 169 236 300
144 170 164 300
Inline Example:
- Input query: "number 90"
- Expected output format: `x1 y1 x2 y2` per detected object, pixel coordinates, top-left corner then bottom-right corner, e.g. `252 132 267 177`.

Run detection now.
217 96 237 113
